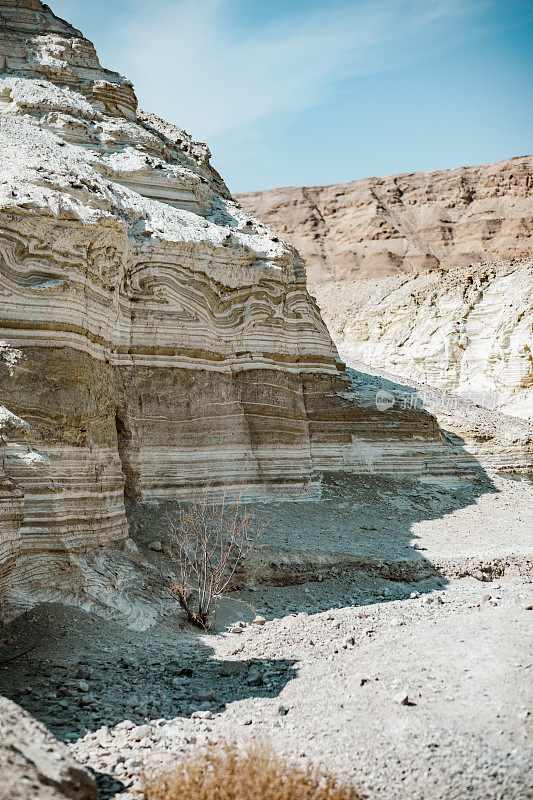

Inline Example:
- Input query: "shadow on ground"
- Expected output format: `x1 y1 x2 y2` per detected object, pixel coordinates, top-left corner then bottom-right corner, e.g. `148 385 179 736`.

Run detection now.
0 603 296 743
130 366 497 593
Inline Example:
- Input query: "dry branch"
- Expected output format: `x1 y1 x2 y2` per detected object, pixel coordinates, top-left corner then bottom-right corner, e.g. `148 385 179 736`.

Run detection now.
166 489 263 630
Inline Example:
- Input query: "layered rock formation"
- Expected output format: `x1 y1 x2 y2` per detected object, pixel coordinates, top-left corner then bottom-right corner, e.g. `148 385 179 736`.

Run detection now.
311 260 533 421
0 0 481 619
237 156 533 281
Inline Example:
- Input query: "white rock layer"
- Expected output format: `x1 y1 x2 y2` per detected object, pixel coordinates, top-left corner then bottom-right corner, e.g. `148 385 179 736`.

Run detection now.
310 259 533 421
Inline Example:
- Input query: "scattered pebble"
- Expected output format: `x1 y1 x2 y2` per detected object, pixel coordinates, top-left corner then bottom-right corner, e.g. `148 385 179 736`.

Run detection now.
393 692 410 706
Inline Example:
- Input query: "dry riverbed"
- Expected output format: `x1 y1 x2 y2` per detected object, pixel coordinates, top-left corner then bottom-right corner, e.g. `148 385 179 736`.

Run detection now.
2 572 532 800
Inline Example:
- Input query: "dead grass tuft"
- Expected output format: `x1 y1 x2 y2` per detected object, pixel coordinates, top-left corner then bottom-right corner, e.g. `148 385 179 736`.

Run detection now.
142 744 364 800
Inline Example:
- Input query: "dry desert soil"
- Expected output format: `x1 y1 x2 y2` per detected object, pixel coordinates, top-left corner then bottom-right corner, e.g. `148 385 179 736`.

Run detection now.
2 470 532 800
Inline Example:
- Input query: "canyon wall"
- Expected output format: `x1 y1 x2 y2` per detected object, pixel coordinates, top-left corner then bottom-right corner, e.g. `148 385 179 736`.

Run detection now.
311 260 533 421
237 156 533 282
0 0 473 618
238 160 532 420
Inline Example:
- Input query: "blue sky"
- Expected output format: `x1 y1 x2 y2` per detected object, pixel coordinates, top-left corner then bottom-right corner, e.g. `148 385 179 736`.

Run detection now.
51 0 533 193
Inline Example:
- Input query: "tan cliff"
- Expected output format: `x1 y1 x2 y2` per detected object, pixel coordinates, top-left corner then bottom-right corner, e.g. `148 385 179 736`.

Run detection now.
237 156 533 281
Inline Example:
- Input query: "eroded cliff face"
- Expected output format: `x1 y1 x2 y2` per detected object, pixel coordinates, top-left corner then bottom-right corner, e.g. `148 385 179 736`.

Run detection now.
310 260 533 421
0 0 475 618
238 160 533 420
237 156 533 281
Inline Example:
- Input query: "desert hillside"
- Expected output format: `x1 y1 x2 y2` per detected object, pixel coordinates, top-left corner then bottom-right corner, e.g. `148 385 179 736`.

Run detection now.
237 156 533 281
239 160 533 419
1 3 532 800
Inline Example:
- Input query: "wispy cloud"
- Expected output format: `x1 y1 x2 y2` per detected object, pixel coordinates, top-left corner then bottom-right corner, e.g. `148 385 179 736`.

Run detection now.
110 0 486 138
52 0 529 142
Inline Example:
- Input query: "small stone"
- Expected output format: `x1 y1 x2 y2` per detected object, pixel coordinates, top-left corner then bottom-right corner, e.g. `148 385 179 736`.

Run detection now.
79 695 94 706
229 626 243 634
243 718 253 725
131 724 151 741
115 720 135 731
148 540 162 552
196 690 216 702
219 662 244 677
139 737 152 747
191 710 213 720
277 705 289 716
482 594 492 602
393 692 409 706
410 592 420 599
95 727 110 747
77 680 90 692
179 667 194 678
247 667 263 686
76 666 91 680
252 615 267 626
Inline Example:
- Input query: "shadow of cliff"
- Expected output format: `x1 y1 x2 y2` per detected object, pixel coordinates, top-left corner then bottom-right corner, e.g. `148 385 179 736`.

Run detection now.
0 603 297 743
130 366 497 604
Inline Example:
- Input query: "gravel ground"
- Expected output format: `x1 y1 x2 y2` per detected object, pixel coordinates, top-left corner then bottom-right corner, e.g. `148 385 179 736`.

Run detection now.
2 573 532 800
2 470 531 800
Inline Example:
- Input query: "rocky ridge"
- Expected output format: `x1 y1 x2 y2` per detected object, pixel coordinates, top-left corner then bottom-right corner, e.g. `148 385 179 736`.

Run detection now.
237 156 533 281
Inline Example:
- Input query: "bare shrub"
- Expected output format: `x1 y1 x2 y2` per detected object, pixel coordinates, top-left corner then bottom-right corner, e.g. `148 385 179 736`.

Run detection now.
142 744 363 800
166 490 262 630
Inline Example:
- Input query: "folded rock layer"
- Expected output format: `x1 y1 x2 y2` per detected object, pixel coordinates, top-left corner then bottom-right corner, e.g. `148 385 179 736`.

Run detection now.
0 0 480 617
